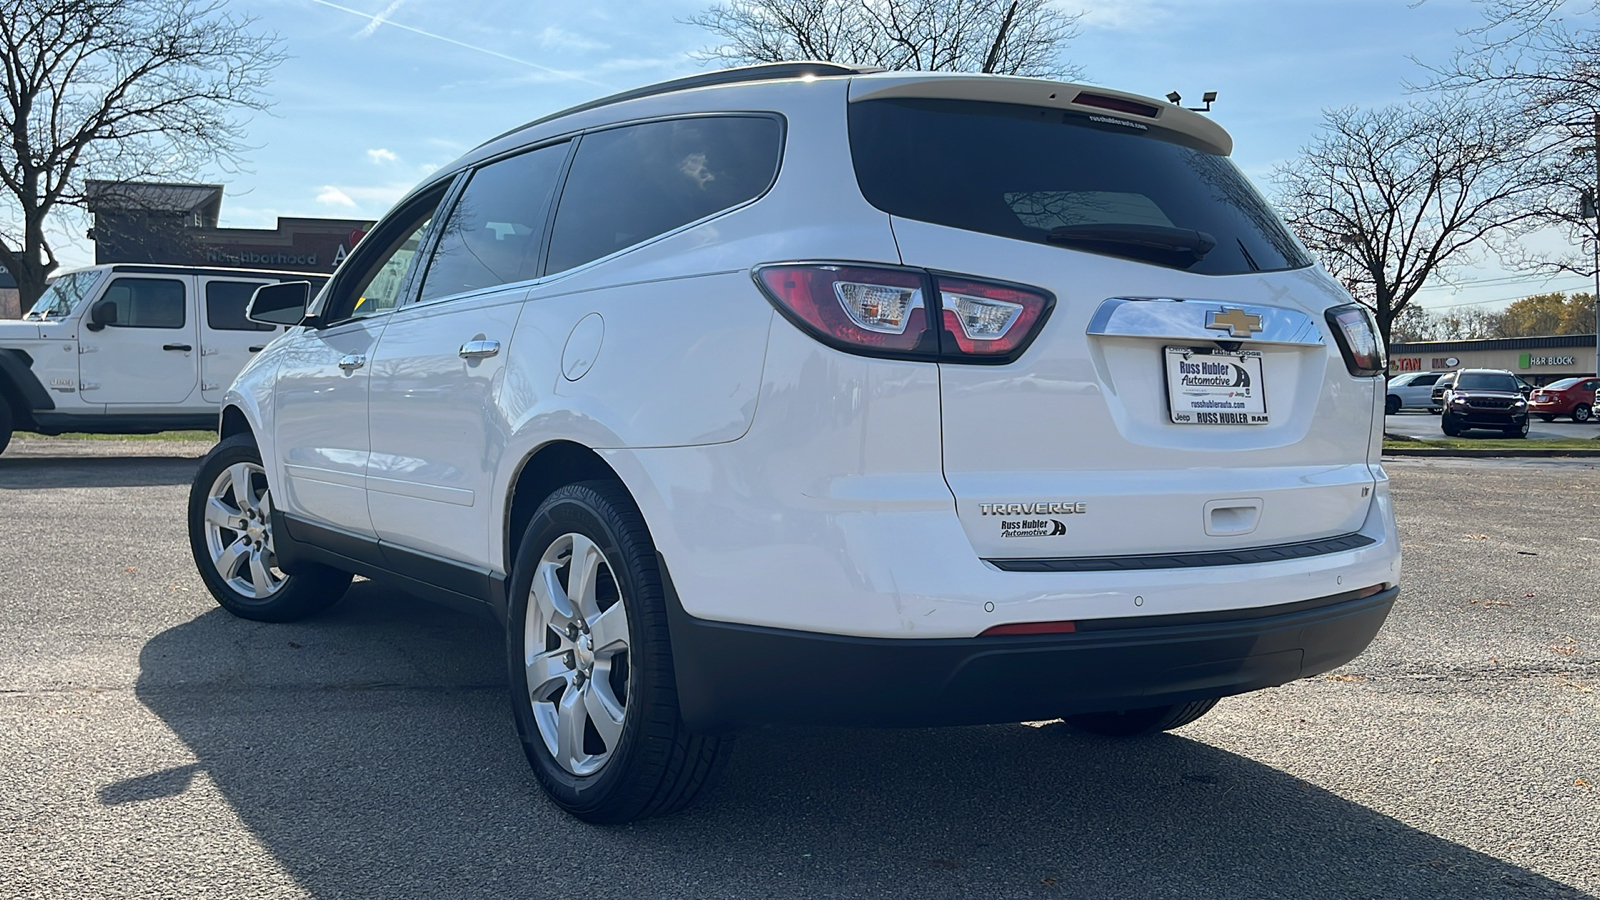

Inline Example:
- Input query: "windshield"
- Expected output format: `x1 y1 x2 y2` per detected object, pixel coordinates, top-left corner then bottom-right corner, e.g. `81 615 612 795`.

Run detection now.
1456 372 1518 392
848 98 1311 275
1545 377 1582 390
24 269 106 320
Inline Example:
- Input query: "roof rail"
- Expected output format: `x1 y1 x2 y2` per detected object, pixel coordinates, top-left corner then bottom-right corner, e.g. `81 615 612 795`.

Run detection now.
484 61 876 146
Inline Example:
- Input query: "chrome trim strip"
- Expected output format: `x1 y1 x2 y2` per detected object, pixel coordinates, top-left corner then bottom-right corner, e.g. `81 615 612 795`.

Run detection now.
1087 297 1324 346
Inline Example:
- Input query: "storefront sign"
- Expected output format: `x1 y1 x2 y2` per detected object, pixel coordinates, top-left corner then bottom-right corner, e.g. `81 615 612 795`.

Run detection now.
1392 357 1423 372
1519 353 1576 368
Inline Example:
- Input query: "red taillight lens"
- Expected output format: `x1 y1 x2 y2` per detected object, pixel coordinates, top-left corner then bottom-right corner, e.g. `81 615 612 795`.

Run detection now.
753 263 1054 364
755 264 936 358
980 620 1078 636
1325 304 1385 377
934 275 1052 360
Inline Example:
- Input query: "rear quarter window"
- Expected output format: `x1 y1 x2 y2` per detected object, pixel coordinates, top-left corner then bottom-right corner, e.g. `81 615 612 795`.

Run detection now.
848 98 1310 276
546 115 783 274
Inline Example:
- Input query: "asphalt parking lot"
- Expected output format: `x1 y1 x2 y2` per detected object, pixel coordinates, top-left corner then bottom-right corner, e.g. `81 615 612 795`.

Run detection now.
1 438 1596 899
1386 409 1600 441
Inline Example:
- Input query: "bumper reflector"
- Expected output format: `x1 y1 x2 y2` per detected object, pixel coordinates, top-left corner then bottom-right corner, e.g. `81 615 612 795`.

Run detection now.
980 620 1078 636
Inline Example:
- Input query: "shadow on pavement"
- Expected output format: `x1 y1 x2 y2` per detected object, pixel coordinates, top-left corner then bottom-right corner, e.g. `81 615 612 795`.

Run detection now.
0 454 199 488
130 582 1591 900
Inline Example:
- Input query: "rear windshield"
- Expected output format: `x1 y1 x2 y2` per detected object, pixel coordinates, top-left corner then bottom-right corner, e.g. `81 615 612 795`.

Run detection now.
848 98 1311 275
1456 372 1518 392
1545 377 1582 390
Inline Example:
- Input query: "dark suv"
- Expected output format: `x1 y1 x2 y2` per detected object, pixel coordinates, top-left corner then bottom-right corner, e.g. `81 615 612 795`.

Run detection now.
1440 369 1531 437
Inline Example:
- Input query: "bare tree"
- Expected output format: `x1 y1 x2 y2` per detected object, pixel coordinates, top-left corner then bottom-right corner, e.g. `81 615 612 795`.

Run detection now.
0 0 282 308
1273 95 1568 348
687 0 1082 79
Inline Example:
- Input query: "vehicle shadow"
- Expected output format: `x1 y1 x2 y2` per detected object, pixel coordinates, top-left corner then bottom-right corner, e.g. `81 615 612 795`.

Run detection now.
0 454 199 488
130 582 1591 900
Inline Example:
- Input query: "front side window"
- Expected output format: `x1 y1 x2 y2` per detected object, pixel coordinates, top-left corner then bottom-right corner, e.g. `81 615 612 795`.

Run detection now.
849 98 1311 275
205 281 276 332
419 141 570 302
546 116 783 274
322 191 445 323
100 278 186 328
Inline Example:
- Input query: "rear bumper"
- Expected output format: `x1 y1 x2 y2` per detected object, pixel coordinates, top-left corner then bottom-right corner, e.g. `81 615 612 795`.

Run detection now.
664 571 1398 733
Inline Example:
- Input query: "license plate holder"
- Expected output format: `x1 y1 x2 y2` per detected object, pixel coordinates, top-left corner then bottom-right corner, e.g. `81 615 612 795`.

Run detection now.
1165 347 1268 425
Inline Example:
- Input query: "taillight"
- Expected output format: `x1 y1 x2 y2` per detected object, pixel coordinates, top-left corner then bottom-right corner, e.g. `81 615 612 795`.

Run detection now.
1325 304 1385 377
753 263 1054 364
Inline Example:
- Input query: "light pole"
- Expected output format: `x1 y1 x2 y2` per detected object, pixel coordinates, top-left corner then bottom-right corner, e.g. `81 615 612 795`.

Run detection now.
1581 112 1600 380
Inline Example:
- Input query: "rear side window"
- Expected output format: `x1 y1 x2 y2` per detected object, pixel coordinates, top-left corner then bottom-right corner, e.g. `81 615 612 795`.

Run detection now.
546 116 783 274
101 278 186 328
206 281 275 332
419 141 570 302
849 99 1310 275
1412 374 1441 386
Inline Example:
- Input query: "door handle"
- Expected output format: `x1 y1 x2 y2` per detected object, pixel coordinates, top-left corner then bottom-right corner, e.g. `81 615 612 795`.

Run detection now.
458 339 501 360
248 345 266 353
338 353 368 372
162 343 193 352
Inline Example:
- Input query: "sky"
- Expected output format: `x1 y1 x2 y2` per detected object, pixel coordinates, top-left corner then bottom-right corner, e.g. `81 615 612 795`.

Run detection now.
46 0 1600 311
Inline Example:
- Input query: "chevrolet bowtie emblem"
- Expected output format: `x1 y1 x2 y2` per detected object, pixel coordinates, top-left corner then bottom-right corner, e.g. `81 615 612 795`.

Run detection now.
1206 307 1262 338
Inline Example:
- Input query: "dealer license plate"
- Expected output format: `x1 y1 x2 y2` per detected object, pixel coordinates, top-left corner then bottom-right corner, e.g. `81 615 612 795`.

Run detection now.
1164 347 1268 425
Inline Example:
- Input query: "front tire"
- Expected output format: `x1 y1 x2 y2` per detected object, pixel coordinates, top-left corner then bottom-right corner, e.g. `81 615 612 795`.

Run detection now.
1505 418 1529 439
187 434 351 622
1573 403 1591 423
0 393 12 456
1441 414 1462 437
508 481 730 824
1064 699 1219 737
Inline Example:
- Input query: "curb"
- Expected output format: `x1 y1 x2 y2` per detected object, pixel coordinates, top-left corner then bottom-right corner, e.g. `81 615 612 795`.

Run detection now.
1383 447 1600 458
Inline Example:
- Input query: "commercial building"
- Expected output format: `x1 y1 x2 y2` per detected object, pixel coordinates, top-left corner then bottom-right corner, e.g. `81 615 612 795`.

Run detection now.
1389 333 1599 384
0 265 17 319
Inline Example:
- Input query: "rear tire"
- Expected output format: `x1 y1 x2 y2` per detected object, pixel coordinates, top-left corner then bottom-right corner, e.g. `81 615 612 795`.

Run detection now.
0 393 12 456
1573 404 1591 423
1064 699 1219 737
508 481 731 824
187 434 352 622
1384 395 1401 415
1537 414 1555 422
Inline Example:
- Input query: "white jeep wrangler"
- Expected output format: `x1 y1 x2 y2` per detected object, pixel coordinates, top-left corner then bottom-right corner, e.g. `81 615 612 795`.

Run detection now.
0 263 326 453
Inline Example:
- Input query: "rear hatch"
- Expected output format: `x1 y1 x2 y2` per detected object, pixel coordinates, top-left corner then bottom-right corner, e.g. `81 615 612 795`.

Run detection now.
847 82 1380 560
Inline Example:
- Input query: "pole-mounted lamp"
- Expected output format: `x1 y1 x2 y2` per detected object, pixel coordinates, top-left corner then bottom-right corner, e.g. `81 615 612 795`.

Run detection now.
1165 91 1218 113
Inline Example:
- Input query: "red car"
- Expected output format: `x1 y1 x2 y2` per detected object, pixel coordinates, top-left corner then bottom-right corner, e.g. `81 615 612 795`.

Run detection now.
1528 376 1598 422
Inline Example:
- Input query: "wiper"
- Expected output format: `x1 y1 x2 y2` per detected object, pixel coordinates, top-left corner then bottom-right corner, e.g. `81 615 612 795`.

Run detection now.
1046 224 1217 268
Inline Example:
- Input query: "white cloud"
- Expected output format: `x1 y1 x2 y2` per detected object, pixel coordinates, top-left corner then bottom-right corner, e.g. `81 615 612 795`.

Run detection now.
316 186 357 208
367 148 398 164
537 25 608 52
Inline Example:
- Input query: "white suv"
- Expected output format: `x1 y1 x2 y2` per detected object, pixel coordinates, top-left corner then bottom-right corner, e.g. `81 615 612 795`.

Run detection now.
186 63 1401 823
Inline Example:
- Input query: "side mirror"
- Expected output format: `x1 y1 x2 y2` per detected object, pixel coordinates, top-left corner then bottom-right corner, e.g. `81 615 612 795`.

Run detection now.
247 281 313 327
86 299 118 332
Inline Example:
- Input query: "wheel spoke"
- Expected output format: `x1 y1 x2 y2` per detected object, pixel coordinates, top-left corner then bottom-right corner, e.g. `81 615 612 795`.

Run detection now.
537 561 575 623
248 551 273 597
525 650 572 698
213 536 249 580
584 682 624 750
230 464 254 511
258 488 272 518
567 534 603 620
205 497 243 530
556 684 588 771
590 602 629 655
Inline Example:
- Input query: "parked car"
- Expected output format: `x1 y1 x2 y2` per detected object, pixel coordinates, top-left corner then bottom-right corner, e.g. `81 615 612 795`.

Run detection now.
1386 371 1447 414
185 63 1401 823
1440 368 1531 437
1528 376 1598 422
0 264 327 455
1430 371 1534 412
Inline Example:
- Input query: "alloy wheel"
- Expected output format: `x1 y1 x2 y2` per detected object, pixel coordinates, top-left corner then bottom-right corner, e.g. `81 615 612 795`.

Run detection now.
524 533 631 777
201 462 286 599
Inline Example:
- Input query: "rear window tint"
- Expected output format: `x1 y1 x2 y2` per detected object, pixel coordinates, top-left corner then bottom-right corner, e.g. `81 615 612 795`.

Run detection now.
849 98 1310 275
546 116 783 274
